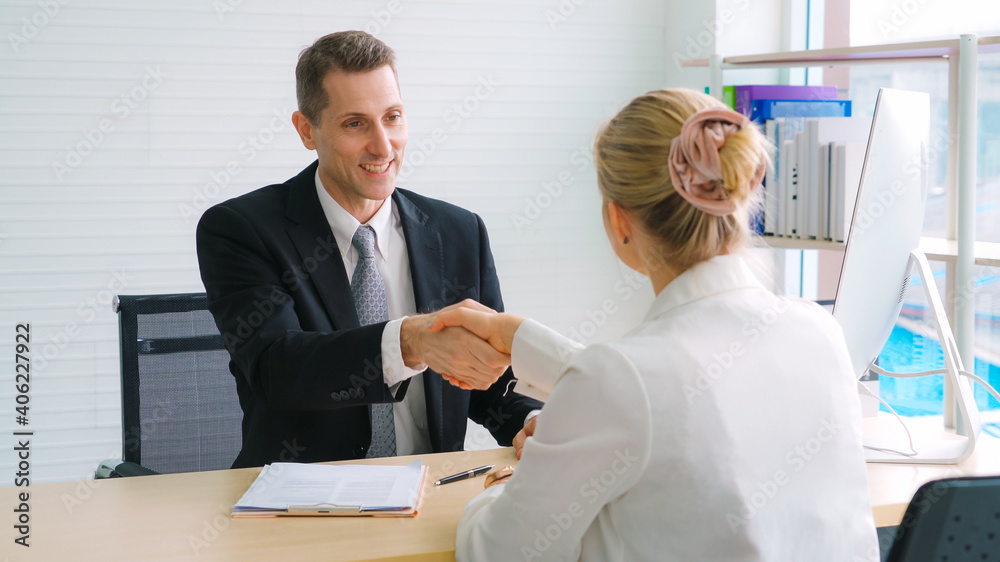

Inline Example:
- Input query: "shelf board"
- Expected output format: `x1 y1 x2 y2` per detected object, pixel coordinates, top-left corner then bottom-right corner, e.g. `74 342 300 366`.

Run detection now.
918 237 1000 267
761 236 1000 267
681 35 1000 68
761 236 846 251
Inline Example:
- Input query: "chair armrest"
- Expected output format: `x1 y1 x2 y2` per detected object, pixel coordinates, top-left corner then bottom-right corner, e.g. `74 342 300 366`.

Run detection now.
95 459 160 478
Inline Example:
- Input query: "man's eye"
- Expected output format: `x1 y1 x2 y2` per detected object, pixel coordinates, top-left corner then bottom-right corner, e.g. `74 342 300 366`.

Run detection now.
346 121 363 128
387 114 400 122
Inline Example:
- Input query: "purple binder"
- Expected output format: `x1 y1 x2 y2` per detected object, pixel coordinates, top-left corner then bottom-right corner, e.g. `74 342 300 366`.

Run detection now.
735 85 838 118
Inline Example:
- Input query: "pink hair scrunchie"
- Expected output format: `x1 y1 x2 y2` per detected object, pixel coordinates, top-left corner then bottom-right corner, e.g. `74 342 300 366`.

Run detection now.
667 107 766 216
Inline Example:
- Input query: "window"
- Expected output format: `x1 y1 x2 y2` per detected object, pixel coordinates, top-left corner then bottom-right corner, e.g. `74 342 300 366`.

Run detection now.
843 2 1000 420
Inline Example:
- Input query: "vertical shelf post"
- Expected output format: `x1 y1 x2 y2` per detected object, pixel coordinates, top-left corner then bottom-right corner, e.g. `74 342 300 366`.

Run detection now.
944 52 961 429
709 54 723 101
955 34 978 436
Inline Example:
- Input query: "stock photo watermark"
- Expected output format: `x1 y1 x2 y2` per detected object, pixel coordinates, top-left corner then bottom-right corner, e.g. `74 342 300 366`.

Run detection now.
399 75 498 180
682 295 791 402
213 0 243 21
725 417 844 533
7 0 69 54
179 106 292 222
544 0 588 29
564 269 646 346
877 0 931 40
188 439 305 554
510 144 592 234
34 269 133 373
364 0 403 35
12 322 33 548
519 448 639 560
51 65 168 182
670 0 751 70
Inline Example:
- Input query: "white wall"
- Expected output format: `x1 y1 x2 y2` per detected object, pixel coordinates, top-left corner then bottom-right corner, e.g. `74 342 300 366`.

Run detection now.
0 0 675 483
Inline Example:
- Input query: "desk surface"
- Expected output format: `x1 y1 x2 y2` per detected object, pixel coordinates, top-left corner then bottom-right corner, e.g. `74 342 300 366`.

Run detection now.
5 436 1000 561
3 447 516 561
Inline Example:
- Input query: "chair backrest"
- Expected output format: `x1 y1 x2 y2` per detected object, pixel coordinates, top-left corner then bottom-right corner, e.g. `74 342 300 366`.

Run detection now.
114 293 242 473
886 475 1000 561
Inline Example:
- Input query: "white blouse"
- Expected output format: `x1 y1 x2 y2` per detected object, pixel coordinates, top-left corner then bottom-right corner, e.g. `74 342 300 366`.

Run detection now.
456 254 878 561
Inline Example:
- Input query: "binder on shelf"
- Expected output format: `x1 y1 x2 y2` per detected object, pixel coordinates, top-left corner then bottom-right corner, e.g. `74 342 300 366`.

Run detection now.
723 85 736 110
818 143 831 240
763 120 779 235
734 85 838 118
768 117 807 238
831 141 866 242
232 460 428 518
805 117 871 240
750 99 851 124
795 131 810 238
782 139 797 238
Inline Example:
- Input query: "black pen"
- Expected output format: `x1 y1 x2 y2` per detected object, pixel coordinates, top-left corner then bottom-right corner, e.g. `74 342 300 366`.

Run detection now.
434 464 495 486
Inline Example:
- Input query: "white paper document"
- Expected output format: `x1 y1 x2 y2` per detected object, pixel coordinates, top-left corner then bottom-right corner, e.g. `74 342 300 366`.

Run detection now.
232 460 426 517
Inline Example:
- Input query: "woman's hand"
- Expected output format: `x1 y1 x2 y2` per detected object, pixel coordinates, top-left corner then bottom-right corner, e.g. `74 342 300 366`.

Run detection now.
428 305 525 355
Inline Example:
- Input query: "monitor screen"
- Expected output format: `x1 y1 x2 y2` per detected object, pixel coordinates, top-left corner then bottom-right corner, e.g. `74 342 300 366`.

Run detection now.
832 88 930 379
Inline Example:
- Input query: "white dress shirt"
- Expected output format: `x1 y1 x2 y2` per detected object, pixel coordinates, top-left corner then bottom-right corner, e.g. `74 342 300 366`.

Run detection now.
315 171 431 456
457 254 878 561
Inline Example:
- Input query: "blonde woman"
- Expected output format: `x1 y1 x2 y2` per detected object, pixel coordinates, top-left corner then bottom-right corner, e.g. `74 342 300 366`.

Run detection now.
436 89 877 561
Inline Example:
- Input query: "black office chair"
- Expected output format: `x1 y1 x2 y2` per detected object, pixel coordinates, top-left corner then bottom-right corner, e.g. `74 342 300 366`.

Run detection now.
97 293 243 477
879 475 1000 561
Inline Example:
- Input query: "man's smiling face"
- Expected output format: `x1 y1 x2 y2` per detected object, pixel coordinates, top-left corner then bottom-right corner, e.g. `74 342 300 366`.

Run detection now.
298 65 407 221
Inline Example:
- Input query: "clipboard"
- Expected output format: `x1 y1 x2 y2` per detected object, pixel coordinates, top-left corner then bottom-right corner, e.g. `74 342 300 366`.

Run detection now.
231 462 428 518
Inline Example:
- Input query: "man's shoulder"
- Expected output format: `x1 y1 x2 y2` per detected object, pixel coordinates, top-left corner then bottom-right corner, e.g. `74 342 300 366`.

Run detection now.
212 182 290 216
202 163 314 221
394 187 480 225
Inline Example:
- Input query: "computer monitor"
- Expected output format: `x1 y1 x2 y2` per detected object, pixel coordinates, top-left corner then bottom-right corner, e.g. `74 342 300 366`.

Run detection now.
832 87 981 464
833 88 928 378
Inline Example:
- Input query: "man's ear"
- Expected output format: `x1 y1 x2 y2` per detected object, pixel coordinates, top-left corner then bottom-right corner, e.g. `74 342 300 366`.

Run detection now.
607 201 633 245
292 111 317 151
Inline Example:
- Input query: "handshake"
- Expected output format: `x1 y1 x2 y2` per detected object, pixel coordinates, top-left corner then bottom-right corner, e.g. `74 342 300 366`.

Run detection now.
399 299 525 391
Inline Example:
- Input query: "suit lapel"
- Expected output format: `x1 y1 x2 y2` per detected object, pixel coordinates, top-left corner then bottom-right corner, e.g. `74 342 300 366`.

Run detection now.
394 189 447 451
284 161 360 329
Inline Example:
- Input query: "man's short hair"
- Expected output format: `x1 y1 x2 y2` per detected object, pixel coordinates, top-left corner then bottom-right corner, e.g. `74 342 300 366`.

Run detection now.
295 30 397 125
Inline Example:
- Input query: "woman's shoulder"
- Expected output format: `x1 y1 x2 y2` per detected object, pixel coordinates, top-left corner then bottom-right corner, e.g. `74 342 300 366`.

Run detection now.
557 341 652 410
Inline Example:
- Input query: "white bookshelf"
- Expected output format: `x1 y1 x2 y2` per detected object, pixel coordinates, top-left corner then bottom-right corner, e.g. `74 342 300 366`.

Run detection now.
762 236 1000 268
682 35 1000 69
763 236 845 252
691 34 998 428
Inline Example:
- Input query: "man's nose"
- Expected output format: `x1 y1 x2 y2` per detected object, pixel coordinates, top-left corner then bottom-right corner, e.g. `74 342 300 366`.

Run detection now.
368 124 392 158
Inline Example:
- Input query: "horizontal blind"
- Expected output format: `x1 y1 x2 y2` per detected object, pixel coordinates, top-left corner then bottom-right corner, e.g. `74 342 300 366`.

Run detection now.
0 0 667 482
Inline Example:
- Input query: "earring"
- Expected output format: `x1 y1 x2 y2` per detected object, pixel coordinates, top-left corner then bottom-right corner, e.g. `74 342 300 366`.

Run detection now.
623 236 630 244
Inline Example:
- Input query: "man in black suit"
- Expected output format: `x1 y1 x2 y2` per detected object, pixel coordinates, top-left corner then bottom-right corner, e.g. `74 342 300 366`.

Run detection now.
196 31 541 469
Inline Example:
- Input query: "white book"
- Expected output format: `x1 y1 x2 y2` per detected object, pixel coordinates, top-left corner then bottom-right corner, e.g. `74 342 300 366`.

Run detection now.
818 142 831 240
795 131 809 238
829 143 843 241
763 119 778 235
776 118 806 237
782 139 797 237
832 141 867 242
806 117 872 240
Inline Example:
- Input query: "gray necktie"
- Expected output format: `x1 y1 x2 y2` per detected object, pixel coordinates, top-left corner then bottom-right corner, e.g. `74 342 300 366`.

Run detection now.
351 225 396 458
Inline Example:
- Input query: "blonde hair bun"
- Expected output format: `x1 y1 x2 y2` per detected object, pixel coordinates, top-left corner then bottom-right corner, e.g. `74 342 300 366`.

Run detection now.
595 88 772 271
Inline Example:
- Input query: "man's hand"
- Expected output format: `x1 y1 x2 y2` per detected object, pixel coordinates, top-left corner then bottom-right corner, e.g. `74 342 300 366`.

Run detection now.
513 415 537 459
400 300 510 391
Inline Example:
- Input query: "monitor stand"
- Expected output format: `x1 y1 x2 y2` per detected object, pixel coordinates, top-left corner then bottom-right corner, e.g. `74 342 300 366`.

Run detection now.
864 250 982 464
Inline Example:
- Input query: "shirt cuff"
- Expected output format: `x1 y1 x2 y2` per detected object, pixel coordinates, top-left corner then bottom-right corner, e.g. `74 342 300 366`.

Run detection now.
524 409 541 424
382 317 427 388
510 319 585 399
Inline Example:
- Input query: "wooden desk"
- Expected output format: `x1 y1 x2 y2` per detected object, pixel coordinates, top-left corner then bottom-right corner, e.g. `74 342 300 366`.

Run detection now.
865 422 1000 527
2 447 517 561
5 437 1000 560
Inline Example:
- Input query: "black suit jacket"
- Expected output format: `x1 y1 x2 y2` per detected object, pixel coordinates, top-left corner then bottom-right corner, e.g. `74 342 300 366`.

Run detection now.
196 161 541 468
